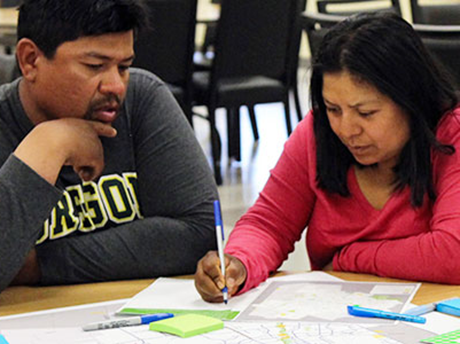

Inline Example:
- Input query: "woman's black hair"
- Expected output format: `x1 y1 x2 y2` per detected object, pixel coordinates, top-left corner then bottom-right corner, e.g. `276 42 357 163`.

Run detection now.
17 0 148 58
310 12 458 207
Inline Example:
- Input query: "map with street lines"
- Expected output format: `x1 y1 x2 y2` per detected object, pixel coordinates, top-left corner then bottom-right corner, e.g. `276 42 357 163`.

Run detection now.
237 281 418 323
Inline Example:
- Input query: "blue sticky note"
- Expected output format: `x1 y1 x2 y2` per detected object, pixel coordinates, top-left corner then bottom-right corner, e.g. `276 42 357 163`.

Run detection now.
437 298 460 317
0 334 9 344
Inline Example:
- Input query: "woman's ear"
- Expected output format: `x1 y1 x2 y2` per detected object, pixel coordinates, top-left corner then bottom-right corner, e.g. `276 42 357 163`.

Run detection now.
15 38 42 81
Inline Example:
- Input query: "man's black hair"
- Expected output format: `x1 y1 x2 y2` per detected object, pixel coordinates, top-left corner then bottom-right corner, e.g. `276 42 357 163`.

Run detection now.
17 0 148 58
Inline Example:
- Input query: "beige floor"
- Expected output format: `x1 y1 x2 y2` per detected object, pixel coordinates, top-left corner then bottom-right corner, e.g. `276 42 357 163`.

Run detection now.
192 68 312 271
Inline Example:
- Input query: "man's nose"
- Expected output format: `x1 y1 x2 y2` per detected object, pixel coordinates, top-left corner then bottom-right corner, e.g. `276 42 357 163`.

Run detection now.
99 68 127 97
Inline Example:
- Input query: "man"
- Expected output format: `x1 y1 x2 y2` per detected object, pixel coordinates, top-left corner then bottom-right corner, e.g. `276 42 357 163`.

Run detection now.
0 0 218 292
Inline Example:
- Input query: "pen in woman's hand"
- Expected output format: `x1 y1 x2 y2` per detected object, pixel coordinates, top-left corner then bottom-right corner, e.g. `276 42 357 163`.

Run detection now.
214 200 228 304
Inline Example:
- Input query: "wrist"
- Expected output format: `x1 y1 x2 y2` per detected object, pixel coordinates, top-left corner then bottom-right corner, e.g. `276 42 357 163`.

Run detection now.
14 122 68 184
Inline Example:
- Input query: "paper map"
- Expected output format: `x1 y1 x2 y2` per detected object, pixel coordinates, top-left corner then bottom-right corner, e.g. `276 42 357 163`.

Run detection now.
0 275 444 344
2 322 438 344
237 280 419 323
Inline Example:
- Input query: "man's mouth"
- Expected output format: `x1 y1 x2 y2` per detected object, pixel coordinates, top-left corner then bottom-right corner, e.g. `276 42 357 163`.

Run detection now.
92 104 119 123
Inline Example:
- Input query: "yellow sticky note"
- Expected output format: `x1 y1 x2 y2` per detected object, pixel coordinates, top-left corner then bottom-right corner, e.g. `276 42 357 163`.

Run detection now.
149 314 224 338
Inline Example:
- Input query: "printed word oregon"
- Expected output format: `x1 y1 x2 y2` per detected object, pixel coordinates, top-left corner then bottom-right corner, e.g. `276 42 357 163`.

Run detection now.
37 173 142 244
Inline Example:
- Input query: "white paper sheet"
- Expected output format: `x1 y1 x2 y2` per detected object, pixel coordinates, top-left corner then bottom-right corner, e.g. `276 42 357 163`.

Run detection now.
117 271 341 314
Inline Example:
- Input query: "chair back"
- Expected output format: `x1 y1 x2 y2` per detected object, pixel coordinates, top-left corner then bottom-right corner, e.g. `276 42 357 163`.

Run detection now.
0 0 20 8
414 24 460 89
211 0 299 83
301 12 345 60
290 0 308 76
133 0 197 88
410 0 460 25
317 0 401 16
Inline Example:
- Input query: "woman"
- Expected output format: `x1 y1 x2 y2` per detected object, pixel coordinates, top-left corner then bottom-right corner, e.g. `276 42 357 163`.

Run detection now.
195 12 460 302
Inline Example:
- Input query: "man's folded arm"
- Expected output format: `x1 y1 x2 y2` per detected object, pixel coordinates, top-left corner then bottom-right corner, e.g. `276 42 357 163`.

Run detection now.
0 155 62 292
37 213 216 284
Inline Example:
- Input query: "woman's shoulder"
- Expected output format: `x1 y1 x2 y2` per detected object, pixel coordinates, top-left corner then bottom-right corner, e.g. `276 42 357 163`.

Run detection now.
285 110 316 152
436 105 460 141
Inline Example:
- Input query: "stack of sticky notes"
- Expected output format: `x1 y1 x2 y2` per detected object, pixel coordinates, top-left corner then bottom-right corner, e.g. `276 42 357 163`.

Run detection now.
149 314 224 338
437 298 460 317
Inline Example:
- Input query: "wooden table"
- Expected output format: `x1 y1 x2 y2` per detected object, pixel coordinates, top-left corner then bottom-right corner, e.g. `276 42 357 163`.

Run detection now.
1 271 459 317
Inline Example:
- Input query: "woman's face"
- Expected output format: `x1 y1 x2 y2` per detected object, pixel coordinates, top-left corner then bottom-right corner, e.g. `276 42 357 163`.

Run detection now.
322 71 411 170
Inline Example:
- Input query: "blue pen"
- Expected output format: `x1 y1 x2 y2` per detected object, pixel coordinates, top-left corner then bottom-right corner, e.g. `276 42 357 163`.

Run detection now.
214 200 228 304
348 305 426 324
82 313 174 331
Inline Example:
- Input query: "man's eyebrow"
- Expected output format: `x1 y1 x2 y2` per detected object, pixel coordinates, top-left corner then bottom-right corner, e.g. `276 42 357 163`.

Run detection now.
84 52 135 62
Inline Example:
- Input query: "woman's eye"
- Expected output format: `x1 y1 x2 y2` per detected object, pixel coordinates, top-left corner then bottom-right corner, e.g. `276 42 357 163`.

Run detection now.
359 111 376 117
326 107 339 114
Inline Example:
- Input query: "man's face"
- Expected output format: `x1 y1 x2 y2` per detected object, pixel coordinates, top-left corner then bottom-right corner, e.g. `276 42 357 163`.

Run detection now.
29 30 134 124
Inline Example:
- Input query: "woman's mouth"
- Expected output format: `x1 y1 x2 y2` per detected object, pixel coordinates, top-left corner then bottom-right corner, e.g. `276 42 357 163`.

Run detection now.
348 145 371 156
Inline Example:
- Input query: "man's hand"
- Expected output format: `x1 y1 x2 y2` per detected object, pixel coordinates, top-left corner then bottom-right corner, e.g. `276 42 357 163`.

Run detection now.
14 118 117 184
194 251 248 303
10 249 40 285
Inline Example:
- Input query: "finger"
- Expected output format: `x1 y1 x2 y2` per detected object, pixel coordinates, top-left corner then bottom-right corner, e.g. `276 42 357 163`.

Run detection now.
77 166 95 181
225 257 247 296
88 121 117 138
201 251 226 289
75 157 105 181
195 259 225 303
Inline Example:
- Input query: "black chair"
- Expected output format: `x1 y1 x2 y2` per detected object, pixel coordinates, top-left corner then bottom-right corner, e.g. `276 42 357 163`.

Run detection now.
133 0 197 126
198 0 307 123
410 0 460 25
0 0 20 7
413 23 460 89
289 0 308 122
301 12 345 60
199 0 220 56
317 0 401 16
193 0 300 185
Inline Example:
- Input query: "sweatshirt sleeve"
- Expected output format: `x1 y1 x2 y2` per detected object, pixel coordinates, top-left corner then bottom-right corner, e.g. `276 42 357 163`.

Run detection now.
37 71 218 285
334 112 460 284
225 116 316 293
0 155 62 292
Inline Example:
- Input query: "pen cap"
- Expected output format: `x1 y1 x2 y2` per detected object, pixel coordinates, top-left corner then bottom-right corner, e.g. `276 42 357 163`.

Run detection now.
141 313 174 324
213 200 223 228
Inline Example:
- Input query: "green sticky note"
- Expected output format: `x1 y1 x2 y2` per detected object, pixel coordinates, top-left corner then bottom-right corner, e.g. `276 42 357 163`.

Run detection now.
421 329 460 343
149 314 224 338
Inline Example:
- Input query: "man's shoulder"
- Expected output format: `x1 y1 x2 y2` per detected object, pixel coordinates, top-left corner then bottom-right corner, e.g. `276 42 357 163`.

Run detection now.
0 79 19 103
128 68 165 89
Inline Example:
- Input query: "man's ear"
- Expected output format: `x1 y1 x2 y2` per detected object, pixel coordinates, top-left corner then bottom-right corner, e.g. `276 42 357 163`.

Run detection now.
16 38 43 81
